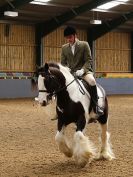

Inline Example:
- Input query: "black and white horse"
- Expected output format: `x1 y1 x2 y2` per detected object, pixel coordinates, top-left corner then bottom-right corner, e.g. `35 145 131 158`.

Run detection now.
32 62 115 167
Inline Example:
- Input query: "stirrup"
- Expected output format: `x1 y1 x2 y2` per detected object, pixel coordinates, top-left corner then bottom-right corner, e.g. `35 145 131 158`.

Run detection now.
96 107 104 116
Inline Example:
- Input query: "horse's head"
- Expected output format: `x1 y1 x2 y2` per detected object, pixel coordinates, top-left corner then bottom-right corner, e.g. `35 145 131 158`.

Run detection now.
32 63 66 106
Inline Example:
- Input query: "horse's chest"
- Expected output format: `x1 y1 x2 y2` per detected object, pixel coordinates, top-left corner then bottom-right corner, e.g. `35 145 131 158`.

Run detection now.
57 101 85 119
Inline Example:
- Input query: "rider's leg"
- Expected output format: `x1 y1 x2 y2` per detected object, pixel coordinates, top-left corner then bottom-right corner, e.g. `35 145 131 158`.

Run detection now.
83 73 103 116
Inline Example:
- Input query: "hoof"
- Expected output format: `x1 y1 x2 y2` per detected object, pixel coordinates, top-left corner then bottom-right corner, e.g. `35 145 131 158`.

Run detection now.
74 151 94 168
95 151 115 161
75 156 88 168
59 143 73 158
102 153 115 161
77 160 88 168
64 151 73 158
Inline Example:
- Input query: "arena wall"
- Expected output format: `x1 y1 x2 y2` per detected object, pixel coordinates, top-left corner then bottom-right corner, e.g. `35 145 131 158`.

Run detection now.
0 24 36 72
0 24 131 73
43 27 131 73
43 26 87 63
0 24 132 98
95 32 131 72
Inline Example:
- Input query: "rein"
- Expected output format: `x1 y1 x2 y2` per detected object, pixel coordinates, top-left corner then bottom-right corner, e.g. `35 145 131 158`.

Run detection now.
73 75 85 95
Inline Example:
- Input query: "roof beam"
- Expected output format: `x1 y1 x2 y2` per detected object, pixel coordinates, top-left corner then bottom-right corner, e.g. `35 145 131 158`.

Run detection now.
30 2 78 8
89 11 133 41
36 0 113 37
0 0 32 18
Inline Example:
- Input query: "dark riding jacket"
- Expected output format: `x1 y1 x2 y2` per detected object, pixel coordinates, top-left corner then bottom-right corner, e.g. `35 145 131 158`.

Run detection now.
61 39 93 74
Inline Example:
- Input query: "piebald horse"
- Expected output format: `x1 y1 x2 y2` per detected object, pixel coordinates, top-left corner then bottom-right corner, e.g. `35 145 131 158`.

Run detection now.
32 62 115 167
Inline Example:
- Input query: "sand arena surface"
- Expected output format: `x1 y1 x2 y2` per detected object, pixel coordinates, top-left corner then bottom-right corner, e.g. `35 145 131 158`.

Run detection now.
0 95 133 177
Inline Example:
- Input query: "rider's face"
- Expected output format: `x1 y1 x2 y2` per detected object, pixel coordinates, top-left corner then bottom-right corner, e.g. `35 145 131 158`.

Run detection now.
65 34 76 45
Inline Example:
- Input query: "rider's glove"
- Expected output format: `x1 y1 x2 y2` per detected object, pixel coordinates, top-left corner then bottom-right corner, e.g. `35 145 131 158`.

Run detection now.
75 69 84 77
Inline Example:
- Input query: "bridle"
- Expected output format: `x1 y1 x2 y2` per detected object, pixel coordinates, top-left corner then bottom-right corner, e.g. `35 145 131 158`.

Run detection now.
39 78 75 94
38 73 76 99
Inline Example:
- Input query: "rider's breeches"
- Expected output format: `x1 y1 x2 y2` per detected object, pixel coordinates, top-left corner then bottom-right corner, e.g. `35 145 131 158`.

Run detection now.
83 73 96 86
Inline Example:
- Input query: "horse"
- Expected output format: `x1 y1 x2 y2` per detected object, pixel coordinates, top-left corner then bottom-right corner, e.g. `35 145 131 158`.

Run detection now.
32 62 115 167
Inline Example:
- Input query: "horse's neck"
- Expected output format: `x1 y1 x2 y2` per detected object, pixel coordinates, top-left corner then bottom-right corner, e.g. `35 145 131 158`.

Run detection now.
57 65 85 106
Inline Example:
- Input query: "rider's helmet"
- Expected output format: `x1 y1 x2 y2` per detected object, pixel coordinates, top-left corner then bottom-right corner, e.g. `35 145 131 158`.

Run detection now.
64 26 77 37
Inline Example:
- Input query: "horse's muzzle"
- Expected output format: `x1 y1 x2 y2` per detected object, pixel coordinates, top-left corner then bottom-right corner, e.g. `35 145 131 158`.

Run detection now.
40 100 47 106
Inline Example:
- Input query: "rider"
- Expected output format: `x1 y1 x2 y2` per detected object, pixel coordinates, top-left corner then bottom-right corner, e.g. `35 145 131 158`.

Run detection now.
61 26 103 116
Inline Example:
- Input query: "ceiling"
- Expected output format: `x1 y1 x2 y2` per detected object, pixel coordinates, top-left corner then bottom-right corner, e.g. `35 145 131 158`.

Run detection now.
0 0 133 33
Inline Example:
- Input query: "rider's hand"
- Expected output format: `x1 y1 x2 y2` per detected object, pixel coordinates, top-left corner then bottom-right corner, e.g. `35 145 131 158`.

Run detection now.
75 69 84 77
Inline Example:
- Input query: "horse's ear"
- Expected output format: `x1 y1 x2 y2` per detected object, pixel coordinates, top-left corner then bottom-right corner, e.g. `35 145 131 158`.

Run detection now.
44 63 49 72
35 64 39 72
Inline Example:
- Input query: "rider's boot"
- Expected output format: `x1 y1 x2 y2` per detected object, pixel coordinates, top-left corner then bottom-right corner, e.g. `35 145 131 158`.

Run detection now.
90 85 104 116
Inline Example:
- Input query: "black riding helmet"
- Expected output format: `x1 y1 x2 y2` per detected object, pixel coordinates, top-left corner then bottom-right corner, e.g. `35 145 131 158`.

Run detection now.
64 26 77 37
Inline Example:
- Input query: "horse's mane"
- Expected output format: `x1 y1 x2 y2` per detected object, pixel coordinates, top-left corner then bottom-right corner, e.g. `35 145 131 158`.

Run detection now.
47 62 66 87
47 62 73 79
47 62 74 86
48 62 60 70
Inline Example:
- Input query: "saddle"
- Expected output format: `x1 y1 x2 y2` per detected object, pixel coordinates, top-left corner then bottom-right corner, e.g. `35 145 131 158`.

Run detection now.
80 79 101 123
79 77 105 116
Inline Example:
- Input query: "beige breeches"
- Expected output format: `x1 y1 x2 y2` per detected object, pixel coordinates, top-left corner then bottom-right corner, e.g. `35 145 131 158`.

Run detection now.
83 73 96 86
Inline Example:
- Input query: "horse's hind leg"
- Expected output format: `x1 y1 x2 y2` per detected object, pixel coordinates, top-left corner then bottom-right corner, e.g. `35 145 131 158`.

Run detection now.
98 98 115 160
55 120 73 157
98 122 115 160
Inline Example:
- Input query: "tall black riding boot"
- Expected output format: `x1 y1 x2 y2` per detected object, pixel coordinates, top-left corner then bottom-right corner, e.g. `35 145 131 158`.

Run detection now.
90 85 103 116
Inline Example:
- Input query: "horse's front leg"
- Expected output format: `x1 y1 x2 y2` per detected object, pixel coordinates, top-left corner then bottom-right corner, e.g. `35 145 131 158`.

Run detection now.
55 119 73 157
73 115 96 167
